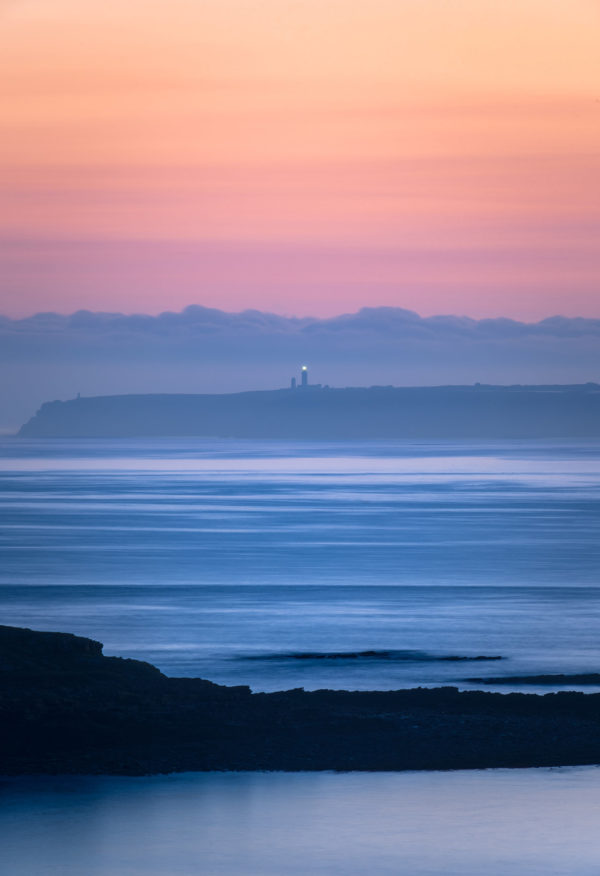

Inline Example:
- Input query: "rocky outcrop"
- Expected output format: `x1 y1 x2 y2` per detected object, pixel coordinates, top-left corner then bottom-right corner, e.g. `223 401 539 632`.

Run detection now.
467 673 600 686
3 625 600 775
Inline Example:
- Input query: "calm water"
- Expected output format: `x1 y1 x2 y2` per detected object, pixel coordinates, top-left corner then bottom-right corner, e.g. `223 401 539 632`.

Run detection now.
3 437 600 872
1 437 600 691
2 768 600 875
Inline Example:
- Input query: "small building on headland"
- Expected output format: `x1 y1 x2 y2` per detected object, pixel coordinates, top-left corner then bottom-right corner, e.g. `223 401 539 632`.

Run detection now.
290 366 321 390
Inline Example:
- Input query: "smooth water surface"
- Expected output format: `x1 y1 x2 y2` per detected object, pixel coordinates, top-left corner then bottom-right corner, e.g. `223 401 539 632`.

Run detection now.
1 437 600 691
2 768 600 875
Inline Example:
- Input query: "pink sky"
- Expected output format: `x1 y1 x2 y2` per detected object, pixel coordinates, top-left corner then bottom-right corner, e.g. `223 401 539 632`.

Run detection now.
1 0 599 318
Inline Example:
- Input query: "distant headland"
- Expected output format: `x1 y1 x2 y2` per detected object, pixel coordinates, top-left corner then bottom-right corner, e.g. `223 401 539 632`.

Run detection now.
18 372 600 439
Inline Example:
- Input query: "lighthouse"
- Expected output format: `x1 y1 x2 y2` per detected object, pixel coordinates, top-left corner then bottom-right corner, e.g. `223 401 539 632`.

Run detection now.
301 365 308 388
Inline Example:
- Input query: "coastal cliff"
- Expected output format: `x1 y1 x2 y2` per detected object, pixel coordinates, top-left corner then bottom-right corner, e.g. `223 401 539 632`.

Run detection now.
3 625 600 775
18 383 600 438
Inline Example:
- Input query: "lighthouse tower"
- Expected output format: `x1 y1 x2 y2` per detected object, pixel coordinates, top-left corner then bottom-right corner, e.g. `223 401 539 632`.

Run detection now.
301 365 308 388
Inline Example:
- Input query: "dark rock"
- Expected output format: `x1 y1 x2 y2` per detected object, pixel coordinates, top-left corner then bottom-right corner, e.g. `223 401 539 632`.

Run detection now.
467 673 600 686
3 625 600 775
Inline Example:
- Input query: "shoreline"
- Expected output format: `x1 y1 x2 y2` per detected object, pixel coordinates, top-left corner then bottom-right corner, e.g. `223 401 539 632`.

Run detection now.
3 624 600 776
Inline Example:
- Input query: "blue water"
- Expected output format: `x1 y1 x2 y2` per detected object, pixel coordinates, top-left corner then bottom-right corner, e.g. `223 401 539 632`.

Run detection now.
2 768 600 875
1 437 600 691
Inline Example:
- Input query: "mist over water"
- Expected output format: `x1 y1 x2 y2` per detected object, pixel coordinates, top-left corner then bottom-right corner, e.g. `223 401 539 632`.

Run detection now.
1 437 600 692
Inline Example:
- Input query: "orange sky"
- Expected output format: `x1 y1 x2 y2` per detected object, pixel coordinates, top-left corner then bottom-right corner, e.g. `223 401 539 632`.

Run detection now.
1 0 599 317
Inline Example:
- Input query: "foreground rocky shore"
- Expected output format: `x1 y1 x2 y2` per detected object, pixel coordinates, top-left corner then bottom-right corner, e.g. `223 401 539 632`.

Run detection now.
2 625 600 775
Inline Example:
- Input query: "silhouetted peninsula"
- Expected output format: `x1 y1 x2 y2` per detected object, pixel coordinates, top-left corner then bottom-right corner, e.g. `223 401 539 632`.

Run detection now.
18 383 600 438
4 625 600 775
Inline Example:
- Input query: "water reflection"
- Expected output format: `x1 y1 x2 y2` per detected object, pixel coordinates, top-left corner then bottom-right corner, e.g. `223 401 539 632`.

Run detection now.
2 768 600 875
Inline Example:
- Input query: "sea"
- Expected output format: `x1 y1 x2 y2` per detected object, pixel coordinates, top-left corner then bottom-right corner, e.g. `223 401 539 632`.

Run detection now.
2 436 600 874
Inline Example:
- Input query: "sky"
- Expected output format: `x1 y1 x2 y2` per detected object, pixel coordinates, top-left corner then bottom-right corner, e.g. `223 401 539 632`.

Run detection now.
1 0 599 319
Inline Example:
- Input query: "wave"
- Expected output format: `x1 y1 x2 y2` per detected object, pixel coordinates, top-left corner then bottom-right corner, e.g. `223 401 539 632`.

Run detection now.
240 650 502 663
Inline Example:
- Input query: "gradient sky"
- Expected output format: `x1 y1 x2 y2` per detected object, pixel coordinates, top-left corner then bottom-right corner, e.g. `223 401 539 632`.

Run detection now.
1 0 599 318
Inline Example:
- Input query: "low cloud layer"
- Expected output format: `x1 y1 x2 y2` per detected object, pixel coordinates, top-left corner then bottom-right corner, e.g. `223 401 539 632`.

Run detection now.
2 305 599 430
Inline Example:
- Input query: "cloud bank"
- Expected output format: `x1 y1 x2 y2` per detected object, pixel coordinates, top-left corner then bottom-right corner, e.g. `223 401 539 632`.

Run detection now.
2 305 599 430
